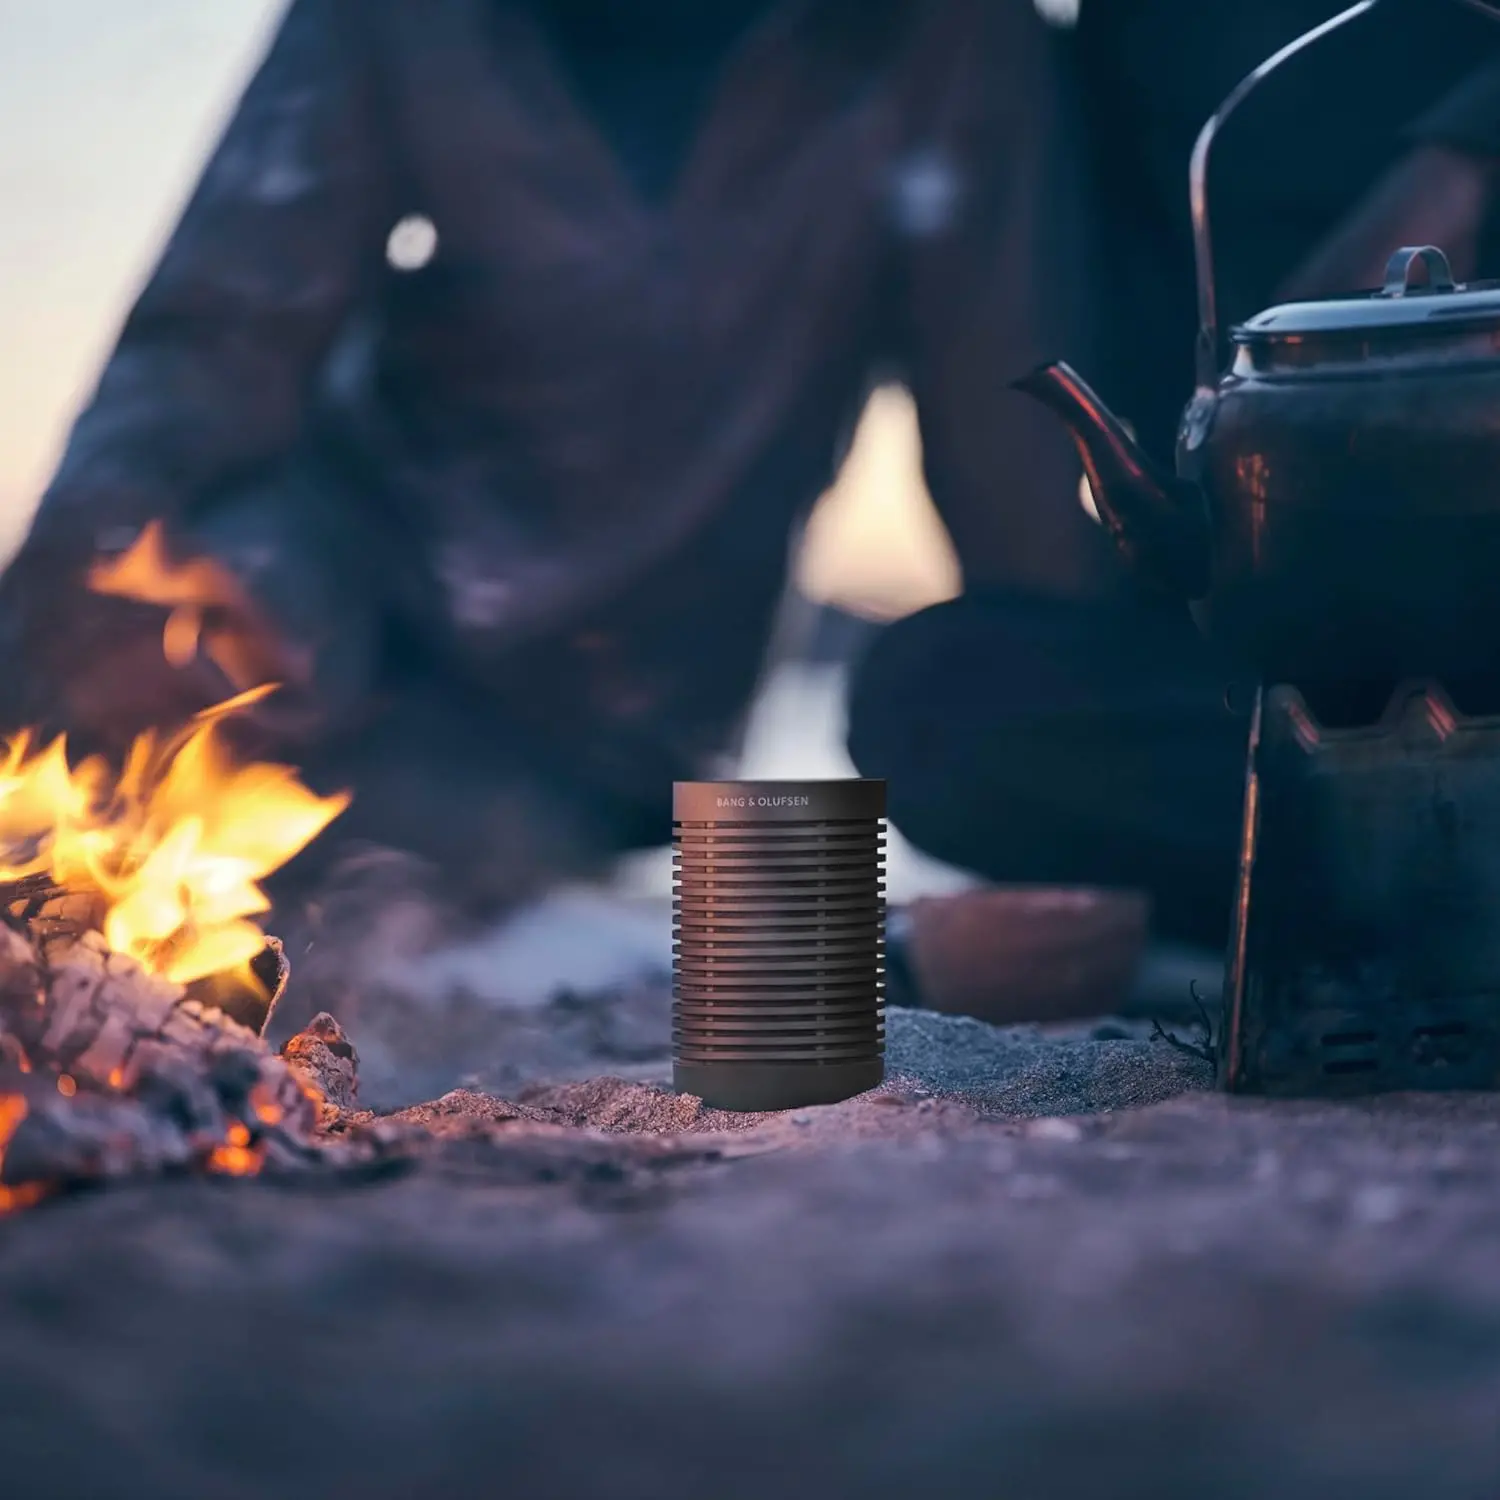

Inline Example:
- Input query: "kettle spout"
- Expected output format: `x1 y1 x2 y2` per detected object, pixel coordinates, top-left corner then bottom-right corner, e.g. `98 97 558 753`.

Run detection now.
1013 362 1211 599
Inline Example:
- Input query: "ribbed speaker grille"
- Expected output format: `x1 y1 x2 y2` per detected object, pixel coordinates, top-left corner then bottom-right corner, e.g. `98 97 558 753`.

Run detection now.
672 780 885 1110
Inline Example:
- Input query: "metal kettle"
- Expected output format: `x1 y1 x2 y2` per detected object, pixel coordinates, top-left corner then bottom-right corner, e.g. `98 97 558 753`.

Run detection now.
1016 0 1500 692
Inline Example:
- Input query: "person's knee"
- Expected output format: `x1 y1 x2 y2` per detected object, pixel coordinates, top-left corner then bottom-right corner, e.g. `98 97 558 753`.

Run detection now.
846 601 960 784
846 597 998 861
845 590 1246 930
846 591 1052 781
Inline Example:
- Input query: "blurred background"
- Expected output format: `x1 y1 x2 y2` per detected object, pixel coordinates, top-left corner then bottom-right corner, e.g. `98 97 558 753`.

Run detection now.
6 0 1087 995
0 1 948 612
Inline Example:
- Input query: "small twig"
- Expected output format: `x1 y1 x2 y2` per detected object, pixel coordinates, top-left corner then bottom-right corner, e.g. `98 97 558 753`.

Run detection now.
1189 979 1215 1040
1151 980 1218 1072
0 875 61 940
0 873 62 910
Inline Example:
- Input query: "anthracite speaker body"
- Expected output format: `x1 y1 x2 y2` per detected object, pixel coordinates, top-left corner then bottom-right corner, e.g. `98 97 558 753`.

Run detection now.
672 779 886 1111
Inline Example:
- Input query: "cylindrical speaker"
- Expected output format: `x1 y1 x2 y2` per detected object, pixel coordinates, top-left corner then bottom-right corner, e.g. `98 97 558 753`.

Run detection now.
672 778 886 1111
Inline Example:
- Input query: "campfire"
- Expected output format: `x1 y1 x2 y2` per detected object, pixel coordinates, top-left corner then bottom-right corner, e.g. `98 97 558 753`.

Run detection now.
0 685 346 991
0 524 377 1212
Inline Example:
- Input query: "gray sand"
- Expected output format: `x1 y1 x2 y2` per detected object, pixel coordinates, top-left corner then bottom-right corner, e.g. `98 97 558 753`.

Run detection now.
886 1007 1214 1114
494 1007 1213 1139
4 1002 1499 1500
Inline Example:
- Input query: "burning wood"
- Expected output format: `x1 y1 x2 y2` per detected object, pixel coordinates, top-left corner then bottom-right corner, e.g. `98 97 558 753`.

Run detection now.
0 656 378 1211
281 1011 360 1122
0 921 334 1208
0 685 347 989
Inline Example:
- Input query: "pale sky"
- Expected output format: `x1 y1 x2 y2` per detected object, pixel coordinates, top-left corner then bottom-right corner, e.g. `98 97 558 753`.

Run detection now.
0 0 287 553
0 0 958 614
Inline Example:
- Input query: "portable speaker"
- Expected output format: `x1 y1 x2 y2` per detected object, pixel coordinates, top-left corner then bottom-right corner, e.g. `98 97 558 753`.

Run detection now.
672 778 886 1111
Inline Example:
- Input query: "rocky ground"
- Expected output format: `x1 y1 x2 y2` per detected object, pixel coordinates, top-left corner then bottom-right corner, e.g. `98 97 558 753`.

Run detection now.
3 987 1500 1500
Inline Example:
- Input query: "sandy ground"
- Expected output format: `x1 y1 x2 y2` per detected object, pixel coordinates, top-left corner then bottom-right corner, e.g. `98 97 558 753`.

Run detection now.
2 642 1482 1500
3 997 1500 1500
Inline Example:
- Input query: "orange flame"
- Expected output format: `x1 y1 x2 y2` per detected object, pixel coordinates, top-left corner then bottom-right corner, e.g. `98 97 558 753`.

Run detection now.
0 688 349 986
87 520 288 694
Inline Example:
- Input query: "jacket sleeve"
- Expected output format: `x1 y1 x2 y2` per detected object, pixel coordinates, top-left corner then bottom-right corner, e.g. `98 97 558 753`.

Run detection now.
891 0 1120 603
22 0 389 564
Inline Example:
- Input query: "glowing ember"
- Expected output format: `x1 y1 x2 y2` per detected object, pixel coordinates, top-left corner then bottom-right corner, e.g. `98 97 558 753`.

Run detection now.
0 1094 48 1214
206 1119 265 1177
0 1093 26 1158
250 1080 286 1127
0 1183 49 1213
0 687 349 987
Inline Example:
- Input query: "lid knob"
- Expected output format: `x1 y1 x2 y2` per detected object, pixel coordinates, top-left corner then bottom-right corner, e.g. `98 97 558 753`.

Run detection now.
1379 245 1458 299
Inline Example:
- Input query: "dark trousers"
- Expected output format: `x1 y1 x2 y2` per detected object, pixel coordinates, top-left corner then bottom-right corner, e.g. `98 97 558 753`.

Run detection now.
846 591 1251 948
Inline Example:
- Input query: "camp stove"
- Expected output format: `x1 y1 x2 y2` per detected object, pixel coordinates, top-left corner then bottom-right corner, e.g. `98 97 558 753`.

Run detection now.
1217 681 1500 1094
1017 0 1500 1096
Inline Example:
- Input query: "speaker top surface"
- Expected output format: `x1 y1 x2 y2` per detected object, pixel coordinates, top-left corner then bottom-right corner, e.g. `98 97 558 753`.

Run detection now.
673 778 886 824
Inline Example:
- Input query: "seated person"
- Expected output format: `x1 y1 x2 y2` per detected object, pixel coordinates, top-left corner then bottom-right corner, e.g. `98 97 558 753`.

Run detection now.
850 0 1500 949
0 0 1496 959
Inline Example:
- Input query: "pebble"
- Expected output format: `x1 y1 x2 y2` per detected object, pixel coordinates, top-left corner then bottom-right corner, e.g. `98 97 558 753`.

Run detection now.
1352 1185 1404 1226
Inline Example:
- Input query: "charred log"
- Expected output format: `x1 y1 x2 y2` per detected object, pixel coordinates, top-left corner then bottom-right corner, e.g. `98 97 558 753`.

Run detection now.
0 921 405 1206
281 1011 359 1121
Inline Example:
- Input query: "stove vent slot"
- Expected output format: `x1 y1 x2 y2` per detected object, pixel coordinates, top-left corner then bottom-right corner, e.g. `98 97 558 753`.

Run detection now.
1319 1028 1379 1077
1320 1029 1377 1048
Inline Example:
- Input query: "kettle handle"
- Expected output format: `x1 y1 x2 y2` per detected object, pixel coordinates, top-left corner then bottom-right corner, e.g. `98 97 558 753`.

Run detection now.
1192 0 1500 388
1378 244 1459 295
1191 0 1382 390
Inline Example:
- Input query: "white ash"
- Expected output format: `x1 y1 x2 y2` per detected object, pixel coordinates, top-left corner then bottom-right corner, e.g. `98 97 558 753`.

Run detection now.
0 925 410 1191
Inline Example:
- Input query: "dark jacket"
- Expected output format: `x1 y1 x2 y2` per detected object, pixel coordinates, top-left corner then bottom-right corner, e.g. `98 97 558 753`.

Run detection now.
1 0 1118 786
6 0 1500 796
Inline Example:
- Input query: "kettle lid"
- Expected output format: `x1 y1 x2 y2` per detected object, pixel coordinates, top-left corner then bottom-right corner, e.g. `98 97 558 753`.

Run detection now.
1234 246 1500 346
